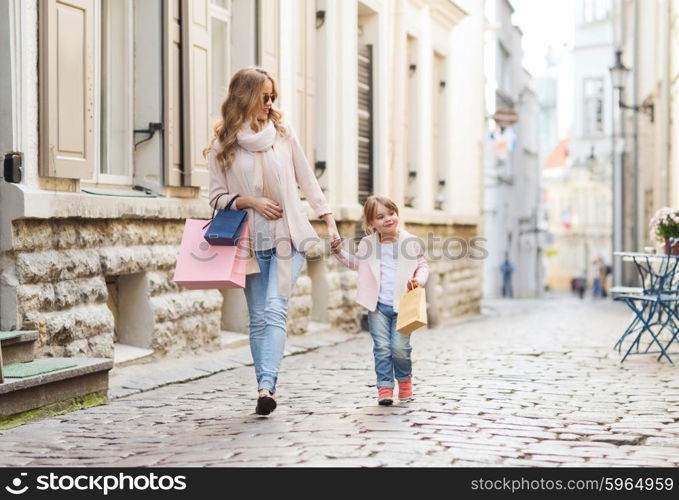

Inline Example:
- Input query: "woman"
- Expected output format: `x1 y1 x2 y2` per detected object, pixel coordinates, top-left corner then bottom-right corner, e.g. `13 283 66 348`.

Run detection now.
205 67 340 415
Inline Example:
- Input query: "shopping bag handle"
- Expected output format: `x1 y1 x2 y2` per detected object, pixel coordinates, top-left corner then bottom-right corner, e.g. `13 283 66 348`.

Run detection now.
204 193 240 229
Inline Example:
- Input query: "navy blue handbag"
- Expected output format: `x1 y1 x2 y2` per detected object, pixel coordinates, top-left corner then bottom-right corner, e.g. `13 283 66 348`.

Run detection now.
203 193 248 246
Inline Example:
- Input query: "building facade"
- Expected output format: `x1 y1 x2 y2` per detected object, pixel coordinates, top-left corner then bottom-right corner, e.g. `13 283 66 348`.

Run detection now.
0 0 486 363
482 0 542 298
543 0 614 291
543 150 613 291
612 0 679 263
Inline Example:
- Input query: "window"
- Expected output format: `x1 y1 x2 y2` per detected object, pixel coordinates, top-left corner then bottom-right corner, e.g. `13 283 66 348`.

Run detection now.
405 35 417 208
583 77 604 135
433 52 446 211
97 0 164 189
100 0 133 183
498 43 511 95
583 0 611 23
210 0 231 123
40 0 255 189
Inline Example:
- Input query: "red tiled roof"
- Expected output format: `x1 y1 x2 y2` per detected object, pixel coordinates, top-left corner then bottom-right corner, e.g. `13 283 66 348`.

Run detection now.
545 138 570 169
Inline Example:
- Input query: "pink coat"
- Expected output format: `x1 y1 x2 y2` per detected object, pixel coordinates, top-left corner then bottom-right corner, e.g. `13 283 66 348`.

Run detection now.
334 229 429 312
208 124 331 275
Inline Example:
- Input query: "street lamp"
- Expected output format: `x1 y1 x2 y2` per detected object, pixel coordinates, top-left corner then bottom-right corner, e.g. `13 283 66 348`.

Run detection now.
609 49 629 90
609 49 654 122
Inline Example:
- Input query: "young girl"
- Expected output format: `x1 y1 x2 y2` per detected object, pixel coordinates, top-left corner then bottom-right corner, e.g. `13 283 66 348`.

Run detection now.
331 195 429 405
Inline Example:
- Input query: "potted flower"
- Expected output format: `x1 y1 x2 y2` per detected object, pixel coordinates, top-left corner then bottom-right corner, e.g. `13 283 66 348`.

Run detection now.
649 207 679 255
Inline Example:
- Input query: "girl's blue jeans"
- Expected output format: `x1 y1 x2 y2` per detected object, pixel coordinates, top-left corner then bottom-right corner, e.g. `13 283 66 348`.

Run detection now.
367 302 413 388
243 247 305 393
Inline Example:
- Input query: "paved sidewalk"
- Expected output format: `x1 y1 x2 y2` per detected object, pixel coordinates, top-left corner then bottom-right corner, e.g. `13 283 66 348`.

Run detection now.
1 296 677 467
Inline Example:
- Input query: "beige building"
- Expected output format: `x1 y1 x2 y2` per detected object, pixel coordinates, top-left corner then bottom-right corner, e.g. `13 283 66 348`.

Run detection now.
482 0 544 299
612 0 678 257
543 0 615 291
0 0 486 367
543 139 612 290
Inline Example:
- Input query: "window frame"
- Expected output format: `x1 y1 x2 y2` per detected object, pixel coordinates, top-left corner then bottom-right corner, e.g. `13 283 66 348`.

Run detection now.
93 0 135 187
210 0 232 124
582 76 605 136
498 42 512 95
582 0 611 24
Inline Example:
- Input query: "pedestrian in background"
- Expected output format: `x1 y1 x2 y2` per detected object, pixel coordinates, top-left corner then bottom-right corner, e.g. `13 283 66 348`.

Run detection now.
600 261 611 298
591 256 604 298
205 67 340 415
500 254 514 297
331 195 429 406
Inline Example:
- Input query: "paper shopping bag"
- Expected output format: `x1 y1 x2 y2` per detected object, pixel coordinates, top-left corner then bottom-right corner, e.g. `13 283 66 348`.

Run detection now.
173 219 249 289
396 286 428 334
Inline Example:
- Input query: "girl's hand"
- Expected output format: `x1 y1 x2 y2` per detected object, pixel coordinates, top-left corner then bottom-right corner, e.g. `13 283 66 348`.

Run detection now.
407 279 419 291
250 197 283 220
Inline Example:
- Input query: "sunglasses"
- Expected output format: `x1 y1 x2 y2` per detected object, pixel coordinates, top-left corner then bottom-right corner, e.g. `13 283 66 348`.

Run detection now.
262 93 277 105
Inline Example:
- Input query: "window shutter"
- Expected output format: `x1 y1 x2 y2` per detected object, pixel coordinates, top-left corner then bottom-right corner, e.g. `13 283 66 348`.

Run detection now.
163 0 182 186
39 0 94 179
357 44 374 205
258 0 280 77
181 0 211 187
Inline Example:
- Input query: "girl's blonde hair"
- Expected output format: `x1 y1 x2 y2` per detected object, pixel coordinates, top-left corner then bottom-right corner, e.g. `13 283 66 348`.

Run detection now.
362 194 400 234
203 67 288 169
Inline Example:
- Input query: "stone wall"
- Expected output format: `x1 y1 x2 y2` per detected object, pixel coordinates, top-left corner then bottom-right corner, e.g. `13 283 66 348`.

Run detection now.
407 222 483 321
314 220 483 332
289 221 363 335
7 218 222 359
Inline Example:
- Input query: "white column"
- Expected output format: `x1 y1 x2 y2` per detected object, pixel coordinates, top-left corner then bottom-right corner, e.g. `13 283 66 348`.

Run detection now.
414 5 433 212
318 0 337 207
389 0 406 206
1 0 39 190
448 2 484 218
321 0 358 210
278 0 295 118
373 1 390 196
0 0 13 155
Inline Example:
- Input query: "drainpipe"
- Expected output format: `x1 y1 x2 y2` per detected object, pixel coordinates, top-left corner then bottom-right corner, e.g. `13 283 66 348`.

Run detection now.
632 0 639 254
612 0 626 287
662 0 672 206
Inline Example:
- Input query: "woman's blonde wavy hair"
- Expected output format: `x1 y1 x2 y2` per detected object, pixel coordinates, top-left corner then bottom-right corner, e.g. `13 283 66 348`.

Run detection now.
203 67 288 169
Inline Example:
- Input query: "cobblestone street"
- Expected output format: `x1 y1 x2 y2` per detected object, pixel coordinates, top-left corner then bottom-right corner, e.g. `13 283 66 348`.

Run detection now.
1 296 678 467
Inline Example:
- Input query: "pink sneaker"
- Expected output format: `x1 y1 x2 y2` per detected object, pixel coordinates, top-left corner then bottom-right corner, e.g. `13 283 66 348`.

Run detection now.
398 379 413 401
377 386 393 406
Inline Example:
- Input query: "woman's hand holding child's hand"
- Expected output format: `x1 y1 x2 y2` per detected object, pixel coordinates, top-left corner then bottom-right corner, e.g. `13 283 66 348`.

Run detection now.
330 237 343 254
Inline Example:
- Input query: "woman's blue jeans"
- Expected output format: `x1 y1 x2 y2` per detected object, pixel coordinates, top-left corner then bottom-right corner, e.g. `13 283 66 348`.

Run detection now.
367 302 413 388
243 247 305 393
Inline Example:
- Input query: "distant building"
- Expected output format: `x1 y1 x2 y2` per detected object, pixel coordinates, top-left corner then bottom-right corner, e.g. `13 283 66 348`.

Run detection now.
483 0 543 298
542 0 614 291
612 0 679 262
543 139 612 290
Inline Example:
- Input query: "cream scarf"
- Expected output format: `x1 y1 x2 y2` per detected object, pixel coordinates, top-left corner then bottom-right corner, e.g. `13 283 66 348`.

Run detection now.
237 121 296 297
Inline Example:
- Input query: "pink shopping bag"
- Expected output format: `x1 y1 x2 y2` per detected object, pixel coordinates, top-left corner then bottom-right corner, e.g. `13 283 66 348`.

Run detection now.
173 219 249 289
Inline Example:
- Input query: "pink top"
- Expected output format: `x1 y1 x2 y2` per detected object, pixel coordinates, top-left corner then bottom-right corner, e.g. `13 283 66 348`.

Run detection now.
334 229 429 313
208 123 331 275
